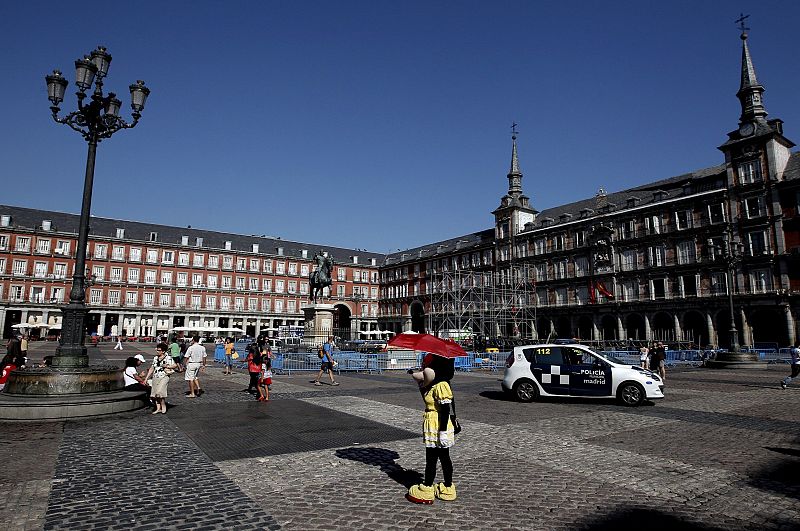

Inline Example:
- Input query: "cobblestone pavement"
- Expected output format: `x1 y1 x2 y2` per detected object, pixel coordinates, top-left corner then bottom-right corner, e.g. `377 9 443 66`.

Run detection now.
0 342 798 530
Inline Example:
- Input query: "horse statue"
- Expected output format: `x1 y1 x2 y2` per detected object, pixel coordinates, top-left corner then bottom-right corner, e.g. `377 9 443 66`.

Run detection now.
309 251 334 303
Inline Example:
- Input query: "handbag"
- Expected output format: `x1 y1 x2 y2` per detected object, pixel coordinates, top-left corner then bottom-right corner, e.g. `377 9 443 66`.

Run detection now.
450 394 462 435
232 352 239 360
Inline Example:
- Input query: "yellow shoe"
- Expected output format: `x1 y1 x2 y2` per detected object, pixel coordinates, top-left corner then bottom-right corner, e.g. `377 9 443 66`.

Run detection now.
434 482 457 501
406 483 435 504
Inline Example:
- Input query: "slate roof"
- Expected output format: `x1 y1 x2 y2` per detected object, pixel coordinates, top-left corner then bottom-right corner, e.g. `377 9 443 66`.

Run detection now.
383 229 495 266
0 204 385 265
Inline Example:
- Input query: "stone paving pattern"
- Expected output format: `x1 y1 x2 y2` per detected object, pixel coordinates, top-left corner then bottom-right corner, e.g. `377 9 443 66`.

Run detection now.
0 341 797 530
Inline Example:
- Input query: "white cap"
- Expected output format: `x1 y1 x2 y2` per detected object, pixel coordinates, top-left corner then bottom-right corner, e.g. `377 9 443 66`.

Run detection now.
134 354 146 363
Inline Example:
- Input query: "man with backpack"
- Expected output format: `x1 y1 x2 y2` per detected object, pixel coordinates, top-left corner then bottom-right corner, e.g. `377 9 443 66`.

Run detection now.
313 336 339 386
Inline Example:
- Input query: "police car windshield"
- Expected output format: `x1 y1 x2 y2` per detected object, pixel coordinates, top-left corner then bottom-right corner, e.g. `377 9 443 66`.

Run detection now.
595 352 626 365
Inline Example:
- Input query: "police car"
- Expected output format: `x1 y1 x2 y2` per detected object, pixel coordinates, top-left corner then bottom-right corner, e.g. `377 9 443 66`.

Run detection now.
501 343 664 406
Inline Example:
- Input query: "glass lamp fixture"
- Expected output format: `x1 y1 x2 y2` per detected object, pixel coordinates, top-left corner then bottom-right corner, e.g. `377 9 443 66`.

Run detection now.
46 70 68 105
105 95 122 117
89 46 112 78
74 56 98 92
129 80 150 112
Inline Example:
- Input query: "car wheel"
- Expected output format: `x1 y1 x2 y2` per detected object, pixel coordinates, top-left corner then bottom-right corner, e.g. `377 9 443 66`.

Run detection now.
618 382 644 407
513 379 539 403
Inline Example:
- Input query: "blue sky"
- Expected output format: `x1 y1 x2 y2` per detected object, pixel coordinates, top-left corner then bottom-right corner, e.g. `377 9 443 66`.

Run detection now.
1 1 798 253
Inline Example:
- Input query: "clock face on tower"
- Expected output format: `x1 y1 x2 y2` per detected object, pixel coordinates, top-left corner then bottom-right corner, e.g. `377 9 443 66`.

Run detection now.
738 122 754 137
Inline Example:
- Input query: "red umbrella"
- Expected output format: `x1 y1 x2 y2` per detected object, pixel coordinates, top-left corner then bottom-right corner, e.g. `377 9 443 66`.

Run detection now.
387 332 467 358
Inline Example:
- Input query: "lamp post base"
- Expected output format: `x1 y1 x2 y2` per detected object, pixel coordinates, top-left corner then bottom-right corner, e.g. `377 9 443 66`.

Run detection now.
53 301 90 367
707 350 768 369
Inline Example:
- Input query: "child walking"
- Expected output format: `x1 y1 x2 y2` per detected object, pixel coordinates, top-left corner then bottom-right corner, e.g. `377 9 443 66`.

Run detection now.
258 347 273 402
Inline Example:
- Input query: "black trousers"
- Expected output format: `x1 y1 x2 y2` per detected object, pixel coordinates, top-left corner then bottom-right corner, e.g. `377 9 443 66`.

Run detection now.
424 447 453 487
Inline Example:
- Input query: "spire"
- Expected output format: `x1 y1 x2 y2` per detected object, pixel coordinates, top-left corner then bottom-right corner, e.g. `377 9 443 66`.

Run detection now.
507 123 522 197
735 15 767 124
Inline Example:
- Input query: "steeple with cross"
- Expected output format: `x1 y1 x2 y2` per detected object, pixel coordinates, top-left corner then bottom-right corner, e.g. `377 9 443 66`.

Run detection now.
493 123 537 240
735 13 767 125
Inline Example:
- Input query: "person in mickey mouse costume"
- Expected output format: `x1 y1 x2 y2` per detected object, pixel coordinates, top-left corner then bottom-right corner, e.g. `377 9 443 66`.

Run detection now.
406 352 457 504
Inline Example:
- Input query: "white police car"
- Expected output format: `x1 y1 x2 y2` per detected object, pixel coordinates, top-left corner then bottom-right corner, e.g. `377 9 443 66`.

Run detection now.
501 343 664 406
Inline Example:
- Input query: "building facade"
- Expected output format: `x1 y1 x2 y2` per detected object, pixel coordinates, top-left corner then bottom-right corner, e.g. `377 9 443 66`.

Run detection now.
0 208 383 341
379 31 800 350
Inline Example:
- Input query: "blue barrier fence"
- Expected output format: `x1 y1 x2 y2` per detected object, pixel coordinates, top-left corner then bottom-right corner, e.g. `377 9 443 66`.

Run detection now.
210 347 516 374
213 345 794 374
601 348 792 366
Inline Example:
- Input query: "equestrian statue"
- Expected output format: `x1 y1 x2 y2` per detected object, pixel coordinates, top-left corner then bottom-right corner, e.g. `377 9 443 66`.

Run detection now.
309 251 334 303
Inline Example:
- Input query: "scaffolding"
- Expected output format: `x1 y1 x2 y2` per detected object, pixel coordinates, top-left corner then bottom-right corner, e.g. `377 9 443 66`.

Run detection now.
428 263 536 340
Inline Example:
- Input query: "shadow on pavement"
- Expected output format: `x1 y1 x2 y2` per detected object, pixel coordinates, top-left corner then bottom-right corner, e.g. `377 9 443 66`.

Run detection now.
575 508 725 530
335 447 422 488
479 390 511 401
478 390 656 408
746 445 800 500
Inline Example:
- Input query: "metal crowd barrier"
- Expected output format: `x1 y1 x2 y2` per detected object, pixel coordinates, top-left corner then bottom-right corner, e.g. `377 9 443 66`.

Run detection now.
759 349 791 364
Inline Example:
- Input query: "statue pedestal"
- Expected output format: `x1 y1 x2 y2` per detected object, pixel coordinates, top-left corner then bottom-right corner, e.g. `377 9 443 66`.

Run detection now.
706 350 768 369
302 303 335 350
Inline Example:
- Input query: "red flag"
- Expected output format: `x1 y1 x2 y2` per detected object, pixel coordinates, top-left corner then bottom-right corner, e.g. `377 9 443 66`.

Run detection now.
596 281 615 300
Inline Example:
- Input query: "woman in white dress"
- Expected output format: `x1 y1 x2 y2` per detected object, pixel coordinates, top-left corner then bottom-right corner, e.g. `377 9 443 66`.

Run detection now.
142 343 177 414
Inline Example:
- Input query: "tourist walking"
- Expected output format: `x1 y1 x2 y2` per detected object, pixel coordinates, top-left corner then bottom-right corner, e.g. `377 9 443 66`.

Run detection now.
780 343 800 389
313 338 338 386
114 335 123 350
141 343 177 414
223 338 235 375
183 335 207 398
639 345 650 369
257 351 272 402
169 337 182 371
245 344 262 395
6 336 22 362
20 335 28 358
655 342 667 382
406 352 457 504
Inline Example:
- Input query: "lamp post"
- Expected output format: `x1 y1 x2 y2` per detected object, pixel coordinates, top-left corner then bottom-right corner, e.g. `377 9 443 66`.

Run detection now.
45 47 150 367
353 291 363 340
706 221 765 368
720 224 743 352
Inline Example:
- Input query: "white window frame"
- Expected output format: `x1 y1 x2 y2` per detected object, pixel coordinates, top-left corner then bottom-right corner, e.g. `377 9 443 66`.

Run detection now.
738 160 762 184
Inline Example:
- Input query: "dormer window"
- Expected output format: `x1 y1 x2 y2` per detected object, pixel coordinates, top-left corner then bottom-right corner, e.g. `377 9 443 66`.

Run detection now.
42 220 53 232
195 237 203 247
0 215 10 227
579 208 594 218
652 190 669 201
252 243 259 253
225 241 232 250
149 232 158 242
626 197 641 208
181 235 189 245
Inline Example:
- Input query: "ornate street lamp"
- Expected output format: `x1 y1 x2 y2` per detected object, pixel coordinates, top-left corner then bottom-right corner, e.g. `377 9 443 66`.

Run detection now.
45 47 150 367
352 291 363 340
720 224 744 352
707 221 765 368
